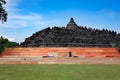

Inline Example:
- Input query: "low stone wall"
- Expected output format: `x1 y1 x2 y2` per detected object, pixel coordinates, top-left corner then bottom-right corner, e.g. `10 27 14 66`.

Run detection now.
0 57 120 64
1 47 120 57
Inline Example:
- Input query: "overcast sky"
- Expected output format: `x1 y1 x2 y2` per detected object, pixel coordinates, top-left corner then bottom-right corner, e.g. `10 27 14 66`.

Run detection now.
0 0 120 43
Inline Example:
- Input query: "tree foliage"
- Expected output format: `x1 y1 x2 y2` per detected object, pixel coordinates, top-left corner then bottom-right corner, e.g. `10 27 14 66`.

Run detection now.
0 36 18 54
0 0 7 23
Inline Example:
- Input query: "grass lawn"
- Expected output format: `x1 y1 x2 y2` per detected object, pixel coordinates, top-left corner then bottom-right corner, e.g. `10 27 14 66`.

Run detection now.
0 64 120 80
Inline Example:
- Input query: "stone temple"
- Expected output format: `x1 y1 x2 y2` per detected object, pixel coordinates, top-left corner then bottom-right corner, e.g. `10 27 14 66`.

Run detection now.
21 18 120 48
1 18 120 64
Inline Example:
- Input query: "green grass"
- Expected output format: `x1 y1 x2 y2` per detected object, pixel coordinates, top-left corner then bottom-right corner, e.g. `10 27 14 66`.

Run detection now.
0 64 120 80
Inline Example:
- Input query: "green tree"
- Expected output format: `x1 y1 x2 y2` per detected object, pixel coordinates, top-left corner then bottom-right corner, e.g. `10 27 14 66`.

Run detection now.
0 36 18 54
0 0 7 23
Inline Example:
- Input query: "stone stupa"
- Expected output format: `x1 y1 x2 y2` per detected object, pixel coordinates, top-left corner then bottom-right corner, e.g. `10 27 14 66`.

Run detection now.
66 18 79 29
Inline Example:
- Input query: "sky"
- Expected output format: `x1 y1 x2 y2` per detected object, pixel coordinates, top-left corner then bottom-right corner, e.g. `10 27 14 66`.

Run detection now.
0 0 120 43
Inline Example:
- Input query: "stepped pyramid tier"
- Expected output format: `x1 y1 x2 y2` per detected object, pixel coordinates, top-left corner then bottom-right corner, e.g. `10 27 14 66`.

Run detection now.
66 18 79 29
20 18 120 48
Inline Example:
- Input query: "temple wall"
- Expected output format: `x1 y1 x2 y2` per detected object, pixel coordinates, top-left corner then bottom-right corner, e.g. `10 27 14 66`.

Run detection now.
1 47 120 57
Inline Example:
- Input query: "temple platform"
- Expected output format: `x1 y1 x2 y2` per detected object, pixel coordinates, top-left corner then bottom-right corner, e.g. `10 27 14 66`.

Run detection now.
1 47 120 64
1 47 120 58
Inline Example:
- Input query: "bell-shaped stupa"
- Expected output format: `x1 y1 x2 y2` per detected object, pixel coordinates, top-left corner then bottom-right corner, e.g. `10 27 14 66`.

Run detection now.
66 18 78 29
